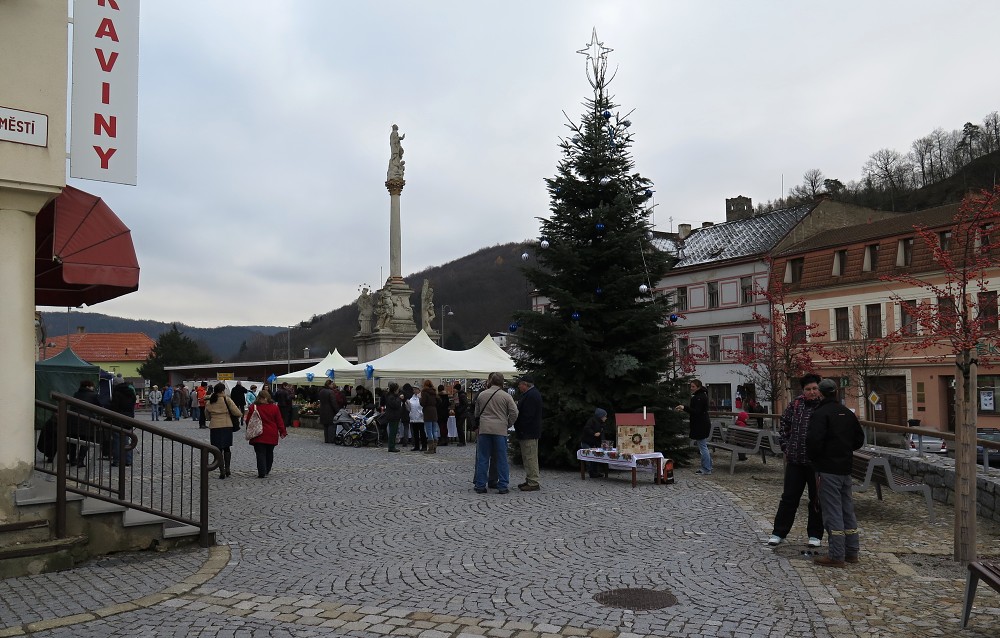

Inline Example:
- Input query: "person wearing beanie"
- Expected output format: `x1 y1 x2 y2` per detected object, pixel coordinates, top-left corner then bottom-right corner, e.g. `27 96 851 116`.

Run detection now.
581 408 608 478
807 378 865 568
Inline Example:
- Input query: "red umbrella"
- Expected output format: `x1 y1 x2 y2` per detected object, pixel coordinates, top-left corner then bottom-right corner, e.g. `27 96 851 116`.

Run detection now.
35 186 140 307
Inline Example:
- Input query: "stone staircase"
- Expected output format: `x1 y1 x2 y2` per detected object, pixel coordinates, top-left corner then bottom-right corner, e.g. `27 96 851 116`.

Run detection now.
0 478 212 578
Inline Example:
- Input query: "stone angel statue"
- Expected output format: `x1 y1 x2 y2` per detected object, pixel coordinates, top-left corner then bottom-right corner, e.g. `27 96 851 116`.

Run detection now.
356 287 373 334
421 279 435 331
387 124 405 181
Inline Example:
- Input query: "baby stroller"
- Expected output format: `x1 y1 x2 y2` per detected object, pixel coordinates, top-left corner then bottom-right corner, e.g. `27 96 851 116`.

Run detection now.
328 408 355 445
341 409 380 447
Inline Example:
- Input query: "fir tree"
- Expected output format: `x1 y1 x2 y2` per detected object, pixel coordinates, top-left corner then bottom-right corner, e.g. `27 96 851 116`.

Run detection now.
513 31 690 469
138 324 213 387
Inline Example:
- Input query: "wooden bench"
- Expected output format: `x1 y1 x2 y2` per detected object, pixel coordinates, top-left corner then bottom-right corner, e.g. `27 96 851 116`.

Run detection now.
851 451 935 522
963 559 1000 628
707 428 765 474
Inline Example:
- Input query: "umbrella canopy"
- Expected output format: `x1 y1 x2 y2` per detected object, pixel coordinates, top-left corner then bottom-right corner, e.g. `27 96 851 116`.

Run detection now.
35 185 139 307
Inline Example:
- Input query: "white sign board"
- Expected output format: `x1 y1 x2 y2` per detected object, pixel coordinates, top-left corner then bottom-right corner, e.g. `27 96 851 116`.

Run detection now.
70 0 140 185
0 106 48 147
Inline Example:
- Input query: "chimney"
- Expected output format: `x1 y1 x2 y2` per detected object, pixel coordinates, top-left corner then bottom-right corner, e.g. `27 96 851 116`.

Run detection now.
702 222 714 228
678 223 692 240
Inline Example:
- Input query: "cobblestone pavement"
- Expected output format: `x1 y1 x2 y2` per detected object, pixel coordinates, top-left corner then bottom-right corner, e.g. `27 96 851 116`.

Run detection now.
2 425 999 637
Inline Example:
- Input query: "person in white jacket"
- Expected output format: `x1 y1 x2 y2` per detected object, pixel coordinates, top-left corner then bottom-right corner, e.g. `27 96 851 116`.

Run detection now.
148 386 163 421
408 392 426 452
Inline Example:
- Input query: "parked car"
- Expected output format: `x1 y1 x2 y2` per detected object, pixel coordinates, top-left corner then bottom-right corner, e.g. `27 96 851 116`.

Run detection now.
907 433 948 454
976 429 1000 466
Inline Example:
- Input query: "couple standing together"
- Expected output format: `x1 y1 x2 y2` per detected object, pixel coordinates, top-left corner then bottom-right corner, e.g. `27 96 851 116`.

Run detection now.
472 373 542 494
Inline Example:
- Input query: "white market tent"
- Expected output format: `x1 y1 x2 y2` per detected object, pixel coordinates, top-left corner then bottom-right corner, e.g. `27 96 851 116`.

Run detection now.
361 330 520 381
275 349 360 385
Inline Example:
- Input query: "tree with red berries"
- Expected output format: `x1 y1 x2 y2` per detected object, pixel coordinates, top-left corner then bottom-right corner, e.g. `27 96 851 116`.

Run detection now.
880 186 1000 563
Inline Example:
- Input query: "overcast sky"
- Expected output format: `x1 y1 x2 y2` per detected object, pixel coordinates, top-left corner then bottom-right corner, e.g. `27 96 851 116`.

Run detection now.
58 1 1000 329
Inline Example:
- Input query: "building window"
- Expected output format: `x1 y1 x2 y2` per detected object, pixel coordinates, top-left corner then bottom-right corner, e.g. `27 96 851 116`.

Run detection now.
939 231 952 251
742 332 755 355
708 335 721 362
675 287 688 311
865 304 882 337
786 312 806 344
980 224 993 248
707 282 719 308
835 307 850 341
900 300 917 336
832 249 847 276
938 296 957 328
897 238 913 267
863 244 879 271
676 337 689 357
784 258 804 284
707 384 733 411
976 376 1000 414
740 277 753 304
979 291 998 332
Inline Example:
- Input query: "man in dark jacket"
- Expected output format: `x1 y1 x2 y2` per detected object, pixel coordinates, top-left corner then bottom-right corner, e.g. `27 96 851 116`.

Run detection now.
109 379 136 466
318 380 338 429
676 379 712 474
274 383 293 430
383 382 403 453
514 375 543 491
230 381 249 416
581 408 608 478
806 378 865 568
69 380 103 466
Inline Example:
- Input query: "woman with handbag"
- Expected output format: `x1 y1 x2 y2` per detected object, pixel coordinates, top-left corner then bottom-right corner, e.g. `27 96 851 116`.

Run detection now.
245 389 287 478
206 382 242 479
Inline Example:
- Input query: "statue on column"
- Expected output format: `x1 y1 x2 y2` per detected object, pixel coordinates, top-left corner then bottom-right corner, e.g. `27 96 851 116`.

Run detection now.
421 279 435 331
374 287 394 332
356 287 373 334
387 124 405 181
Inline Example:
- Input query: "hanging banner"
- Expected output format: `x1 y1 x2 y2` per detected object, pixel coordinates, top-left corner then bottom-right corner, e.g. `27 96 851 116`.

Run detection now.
70 0 140 185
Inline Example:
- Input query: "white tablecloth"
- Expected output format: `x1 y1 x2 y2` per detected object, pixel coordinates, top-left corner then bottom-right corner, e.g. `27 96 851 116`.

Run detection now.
577 449 664 471
447 416 457 438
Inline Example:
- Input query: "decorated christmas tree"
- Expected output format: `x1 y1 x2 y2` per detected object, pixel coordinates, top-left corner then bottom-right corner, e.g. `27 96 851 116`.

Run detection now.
513 31 690 468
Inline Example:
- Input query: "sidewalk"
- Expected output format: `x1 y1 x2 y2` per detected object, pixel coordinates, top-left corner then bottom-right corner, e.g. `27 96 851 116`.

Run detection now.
1 426 998 637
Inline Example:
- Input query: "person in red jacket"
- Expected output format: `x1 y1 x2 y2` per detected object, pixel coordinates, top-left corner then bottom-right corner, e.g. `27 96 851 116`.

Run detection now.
245 389 287 478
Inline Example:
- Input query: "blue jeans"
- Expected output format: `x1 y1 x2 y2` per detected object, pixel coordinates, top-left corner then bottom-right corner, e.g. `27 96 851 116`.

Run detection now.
191 406 200 422
150 404 160 420
695 438 712 473
474 434 509 490
112 429 133 465
426 421 440 440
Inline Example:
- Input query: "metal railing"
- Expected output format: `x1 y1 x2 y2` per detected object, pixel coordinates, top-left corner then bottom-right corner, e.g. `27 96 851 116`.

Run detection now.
34 392 221 547
709 410 1000 471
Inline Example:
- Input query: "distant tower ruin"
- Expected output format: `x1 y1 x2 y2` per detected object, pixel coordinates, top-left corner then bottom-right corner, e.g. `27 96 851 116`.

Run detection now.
725 195 754 222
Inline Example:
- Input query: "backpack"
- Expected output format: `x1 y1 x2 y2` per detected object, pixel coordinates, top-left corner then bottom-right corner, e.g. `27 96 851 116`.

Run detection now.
245 405 264 440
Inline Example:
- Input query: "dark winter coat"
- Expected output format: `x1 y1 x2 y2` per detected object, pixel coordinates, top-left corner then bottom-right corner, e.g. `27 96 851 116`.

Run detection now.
437 391 451 426
420 387 438 422
514 386 543 440
230 384 248 410
110 383 136 419
581 416 604 448
806 397 865 475
454 390 468 419
682 387 711 440
384 392 403 422
318 387 338 425
246 403 287 446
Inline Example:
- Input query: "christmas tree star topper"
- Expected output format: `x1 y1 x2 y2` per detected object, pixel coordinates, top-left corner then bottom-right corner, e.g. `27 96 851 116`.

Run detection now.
577 28 613 89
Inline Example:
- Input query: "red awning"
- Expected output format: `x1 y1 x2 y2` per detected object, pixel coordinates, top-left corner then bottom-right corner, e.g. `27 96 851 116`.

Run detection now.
35 185 140 307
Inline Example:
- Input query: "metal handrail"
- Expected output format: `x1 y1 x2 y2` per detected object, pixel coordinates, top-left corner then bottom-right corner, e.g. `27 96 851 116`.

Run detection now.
35 393 221 547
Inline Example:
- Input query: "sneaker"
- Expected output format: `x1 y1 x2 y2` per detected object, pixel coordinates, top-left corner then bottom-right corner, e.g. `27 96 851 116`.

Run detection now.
474 487 487 494
767 535 783 546
518 484 540 492
813 556 845 568
695 469 712 475
807 537 822 548
845 555 860 564
497 489 509 494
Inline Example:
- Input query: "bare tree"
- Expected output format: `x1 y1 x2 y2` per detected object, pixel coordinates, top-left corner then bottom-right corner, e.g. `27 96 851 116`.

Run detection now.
863 148 912 209
910 136 934 187
982 111 1000 155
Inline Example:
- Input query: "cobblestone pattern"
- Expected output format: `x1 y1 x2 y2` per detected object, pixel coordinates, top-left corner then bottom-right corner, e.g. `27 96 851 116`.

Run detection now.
2 423 1000 637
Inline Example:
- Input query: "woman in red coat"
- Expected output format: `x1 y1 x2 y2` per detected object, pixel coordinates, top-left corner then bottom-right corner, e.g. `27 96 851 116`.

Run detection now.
245 389 287 478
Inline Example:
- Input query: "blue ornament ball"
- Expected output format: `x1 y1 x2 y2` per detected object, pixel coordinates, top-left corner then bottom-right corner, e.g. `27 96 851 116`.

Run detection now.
509 323 518 332
596 222 605 231
670 314 679 322
571 312 581 321
555 187 562 194
595 287 603 295
645 189 653 198
602 110 611 120
622 120 632 128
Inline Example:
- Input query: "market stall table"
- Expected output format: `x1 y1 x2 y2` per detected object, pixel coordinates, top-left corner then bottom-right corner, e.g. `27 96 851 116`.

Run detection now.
577 448 665 487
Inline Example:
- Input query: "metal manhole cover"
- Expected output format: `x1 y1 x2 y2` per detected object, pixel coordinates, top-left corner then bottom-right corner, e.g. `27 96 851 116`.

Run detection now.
593 587 677 610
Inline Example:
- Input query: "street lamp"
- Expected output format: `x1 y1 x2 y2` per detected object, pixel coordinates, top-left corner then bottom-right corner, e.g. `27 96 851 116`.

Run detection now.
440 304 454 347
286 325 293 373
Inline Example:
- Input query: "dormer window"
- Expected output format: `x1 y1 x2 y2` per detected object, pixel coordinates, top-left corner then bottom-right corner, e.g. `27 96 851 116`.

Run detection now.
939 231 952 251
896 238 913 267
832 249 847 276
863 244 879 272
784 258 804 284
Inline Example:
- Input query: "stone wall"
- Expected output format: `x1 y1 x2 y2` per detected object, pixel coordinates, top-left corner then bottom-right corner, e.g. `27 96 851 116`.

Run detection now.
873 446 1000 524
